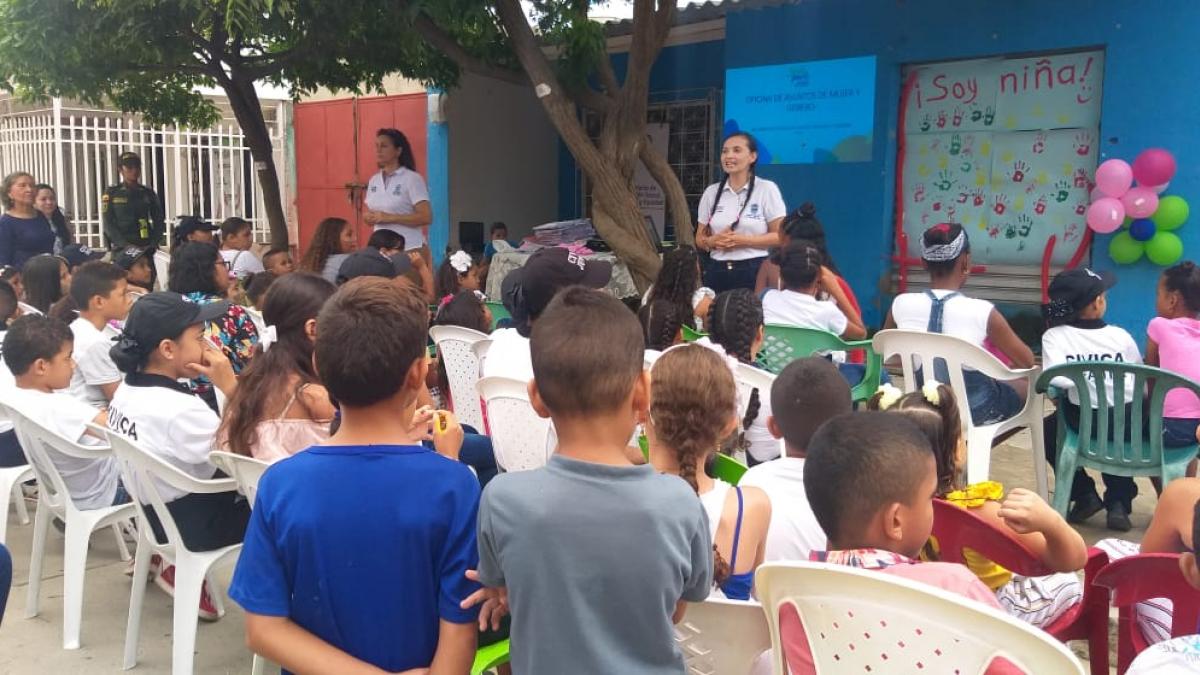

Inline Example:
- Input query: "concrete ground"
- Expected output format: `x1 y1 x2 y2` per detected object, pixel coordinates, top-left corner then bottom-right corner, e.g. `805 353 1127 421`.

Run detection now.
0 431 1156 674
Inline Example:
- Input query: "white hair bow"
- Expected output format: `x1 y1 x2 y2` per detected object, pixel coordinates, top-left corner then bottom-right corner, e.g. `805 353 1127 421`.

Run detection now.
450 250 473 274
259 325 278 353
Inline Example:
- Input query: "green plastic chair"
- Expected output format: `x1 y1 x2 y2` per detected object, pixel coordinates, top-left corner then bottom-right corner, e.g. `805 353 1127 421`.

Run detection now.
485 301 510 330
1034 362 1200 517
760 324 883 402
471 638 510 675
712 453 749 485
681 324 706 342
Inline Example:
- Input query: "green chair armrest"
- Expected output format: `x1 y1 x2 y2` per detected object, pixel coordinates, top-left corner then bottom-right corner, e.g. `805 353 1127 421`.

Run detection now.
712 453 749 485
472 639 511 675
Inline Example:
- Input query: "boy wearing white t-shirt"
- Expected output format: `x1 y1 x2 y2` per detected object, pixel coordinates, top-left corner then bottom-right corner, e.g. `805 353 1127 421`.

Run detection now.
740 357 852 561
3 315 122 509
1041 268 1142 532
218 217 264 282
65 262 130 407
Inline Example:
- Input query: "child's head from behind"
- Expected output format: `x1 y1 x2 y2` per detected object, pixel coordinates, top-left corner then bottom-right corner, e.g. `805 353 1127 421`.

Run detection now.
22 254 69 313
650 345 739 489
245 272 277 309
110 292 229 378
262 272 336 358
530 287 645 426
868 383 963 495
921 223 971 281
3 314 74 389
638 298 684 351
804 411 936 557
769 357 852 456
774 240 824 293
706 288 763 364
651 246 701 306
315 278 428 409
366 230 406 258
0 280 18 326
1158 261 1200 319
434 290 491 334
1044 268 1115 328
781 203 837 273
70 261 129 322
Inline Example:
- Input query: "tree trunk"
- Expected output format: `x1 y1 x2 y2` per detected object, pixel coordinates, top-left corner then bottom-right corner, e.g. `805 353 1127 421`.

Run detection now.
639 141 694 246
222 74 289 250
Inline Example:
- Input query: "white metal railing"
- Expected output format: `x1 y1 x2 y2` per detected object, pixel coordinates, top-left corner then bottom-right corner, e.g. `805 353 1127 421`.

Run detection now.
0 97 284 248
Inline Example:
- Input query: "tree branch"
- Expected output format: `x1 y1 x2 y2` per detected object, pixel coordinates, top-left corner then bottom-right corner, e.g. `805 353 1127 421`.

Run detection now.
411 11 528 86
574 86 612 112
597 50 620 96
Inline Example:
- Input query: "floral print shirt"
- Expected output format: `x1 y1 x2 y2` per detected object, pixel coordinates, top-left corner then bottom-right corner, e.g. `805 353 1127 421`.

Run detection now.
183 291 259 394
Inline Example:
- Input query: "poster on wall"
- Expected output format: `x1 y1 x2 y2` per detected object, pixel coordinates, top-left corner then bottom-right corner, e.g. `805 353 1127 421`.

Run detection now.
900 49 1104 265
633 123 670 240
724 55 876 164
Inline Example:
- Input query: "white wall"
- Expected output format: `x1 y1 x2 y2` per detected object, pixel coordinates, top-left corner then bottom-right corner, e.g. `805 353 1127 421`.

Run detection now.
445 73 559 248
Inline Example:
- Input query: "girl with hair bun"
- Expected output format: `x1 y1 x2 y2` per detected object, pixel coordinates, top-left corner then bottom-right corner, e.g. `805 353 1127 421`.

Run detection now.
1147 261 1200 447
647 344 771 601
869 382 1087 629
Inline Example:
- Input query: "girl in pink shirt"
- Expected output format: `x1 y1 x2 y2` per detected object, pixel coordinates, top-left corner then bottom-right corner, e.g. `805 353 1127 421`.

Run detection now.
1146 262 1200 447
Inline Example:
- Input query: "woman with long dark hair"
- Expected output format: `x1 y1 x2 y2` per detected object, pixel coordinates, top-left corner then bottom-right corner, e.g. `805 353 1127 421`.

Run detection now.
363 128 432 263
218 272 336 461
298 217 356 284
21 254 70 315
33 184 73 254
695 133 787 293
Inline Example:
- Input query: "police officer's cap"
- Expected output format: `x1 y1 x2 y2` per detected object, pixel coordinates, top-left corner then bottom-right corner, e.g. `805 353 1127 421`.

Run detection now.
118 152 141 168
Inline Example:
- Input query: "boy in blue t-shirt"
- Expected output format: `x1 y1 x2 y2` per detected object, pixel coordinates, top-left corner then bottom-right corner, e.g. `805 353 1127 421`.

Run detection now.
229 278 480 673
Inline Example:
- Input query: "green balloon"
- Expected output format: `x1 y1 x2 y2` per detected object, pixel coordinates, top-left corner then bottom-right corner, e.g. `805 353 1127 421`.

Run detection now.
1146 231 1185 266
1109 231 1145 264
1152 195 1189 231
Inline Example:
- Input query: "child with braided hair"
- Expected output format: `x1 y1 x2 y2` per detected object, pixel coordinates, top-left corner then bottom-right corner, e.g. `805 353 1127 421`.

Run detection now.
869 381 1087 628
642 246 714 330
703 289 776 464
647 344 770 600
637 298 685 351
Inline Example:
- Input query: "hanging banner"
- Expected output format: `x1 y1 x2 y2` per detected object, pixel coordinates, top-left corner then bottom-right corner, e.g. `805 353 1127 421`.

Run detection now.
634 123 670 240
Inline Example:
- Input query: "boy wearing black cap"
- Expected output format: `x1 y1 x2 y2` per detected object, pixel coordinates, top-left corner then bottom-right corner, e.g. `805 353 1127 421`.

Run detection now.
171 215 219 248
1042 267 1142 531
107 291 246 619
113 245 157 293
102 152 164 250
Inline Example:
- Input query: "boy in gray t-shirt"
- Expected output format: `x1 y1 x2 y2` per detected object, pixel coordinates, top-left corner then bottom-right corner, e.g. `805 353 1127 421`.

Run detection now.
473 287 713 675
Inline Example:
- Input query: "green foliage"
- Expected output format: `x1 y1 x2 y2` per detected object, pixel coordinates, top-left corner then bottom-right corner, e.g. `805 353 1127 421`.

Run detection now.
528 0 606 88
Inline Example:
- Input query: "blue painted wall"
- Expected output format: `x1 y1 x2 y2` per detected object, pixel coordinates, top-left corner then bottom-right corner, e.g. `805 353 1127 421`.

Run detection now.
726 0 1200 333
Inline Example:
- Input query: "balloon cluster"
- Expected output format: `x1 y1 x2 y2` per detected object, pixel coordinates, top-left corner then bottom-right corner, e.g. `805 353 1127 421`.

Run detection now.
1088 148 1188 266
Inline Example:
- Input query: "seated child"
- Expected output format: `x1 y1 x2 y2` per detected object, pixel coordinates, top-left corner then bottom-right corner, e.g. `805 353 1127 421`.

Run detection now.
784 411 1008 673
1147 262 1200 448
3 315 123 509
244 272 277 311
637 298 685 352
261 249 294 277
885 223 1035 425
761 240 864 340
740 357 852 561
871 382 1087 628
366 229 406 258
64 262 130 407
1041 268 1142 531
704 289 776 465
1127 495 1200 674
0 281 24 467
436 250 483 300
472 287 713 674
229 278 481 674
113 245 155 295
218 217 265 282
108 291 247 618
642 246 714 331
647 344 771 600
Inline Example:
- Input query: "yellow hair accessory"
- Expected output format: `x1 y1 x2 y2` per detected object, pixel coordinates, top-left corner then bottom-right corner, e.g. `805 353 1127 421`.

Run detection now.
922 381 943 406
875 383 904 410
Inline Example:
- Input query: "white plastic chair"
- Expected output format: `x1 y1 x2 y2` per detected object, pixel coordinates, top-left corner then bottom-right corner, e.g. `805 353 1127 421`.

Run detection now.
153 249 171 290
871 329 1047 498
735 363 780 460
476 376 554 472
677 597 772 675
0 463 32 544
101 426 242 675
755 561 1084 675
430 325 489 432
1 405 133 649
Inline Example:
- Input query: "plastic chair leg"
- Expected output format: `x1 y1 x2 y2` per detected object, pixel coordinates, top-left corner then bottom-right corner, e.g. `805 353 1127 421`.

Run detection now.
123 539 153 670
61 516 91 649
112 522 132 562
206 572 226 619
170 559 204 675
1028 416 1049 501
964 426 995 486
24 496 50 619
251 654 265 675
1051 449 1079 517
0 470 31 543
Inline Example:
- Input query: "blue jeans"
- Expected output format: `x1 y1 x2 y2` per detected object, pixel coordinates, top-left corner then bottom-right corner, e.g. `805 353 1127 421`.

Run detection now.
917 367 1021 425
1163 417 1200 447
703 256 764 295
836 362 892 389
0 542 10 627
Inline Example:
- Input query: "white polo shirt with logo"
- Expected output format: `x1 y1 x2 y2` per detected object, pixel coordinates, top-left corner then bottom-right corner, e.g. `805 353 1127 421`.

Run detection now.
107 374 219 503
696 176 786 261
67 317 122 408
365 166 430 251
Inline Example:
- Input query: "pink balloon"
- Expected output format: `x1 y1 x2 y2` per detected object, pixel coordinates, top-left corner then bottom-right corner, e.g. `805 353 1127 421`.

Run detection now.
1095 159 1133 198
1087 197 1126 233
1122 187 1160 219
1132 148 1177 187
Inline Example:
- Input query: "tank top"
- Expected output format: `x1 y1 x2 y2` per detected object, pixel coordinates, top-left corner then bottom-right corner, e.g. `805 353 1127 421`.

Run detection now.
249 385 331 463
699 479 754 600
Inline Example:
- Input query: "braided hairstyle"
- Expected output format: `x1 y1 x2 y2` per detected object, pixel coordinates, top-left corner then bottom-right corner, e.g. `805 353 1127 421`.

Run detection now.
647 246 701 322
867 383 963 495
638 298 684 351
781 202 840 275
707 289 765 449
1162 261 1200 315
773 239 824 292
650 344 739 586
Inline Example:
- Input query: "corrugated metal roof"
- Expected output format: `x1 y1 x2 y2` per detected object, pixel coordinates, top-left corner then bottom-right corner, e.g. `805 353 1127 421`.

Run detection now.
603 0 799 37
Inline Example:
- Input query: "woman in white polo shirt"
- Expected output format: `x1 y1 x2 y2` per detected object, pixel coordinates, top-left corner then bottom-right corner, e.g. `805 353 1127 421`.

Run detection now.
362 128 432 262
695 132 787 293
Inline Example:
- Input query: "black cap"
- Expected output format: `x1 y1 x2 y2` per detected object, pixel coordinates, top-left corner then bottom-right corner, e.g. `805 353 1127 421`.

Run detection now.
113 245 155 271
173 215 217 241
521 247 612 316
337 248 399 284
60 243 104 268
118 152 141 168
114 292 229 357
1044 268 1117 323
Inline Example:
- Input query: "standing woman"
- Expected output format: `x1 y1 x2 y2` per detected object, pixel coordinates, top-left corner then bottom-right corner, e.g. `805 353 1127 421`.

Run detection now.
362 128 433 265
0 173 56 268
695 133 787 293
33 184 74 254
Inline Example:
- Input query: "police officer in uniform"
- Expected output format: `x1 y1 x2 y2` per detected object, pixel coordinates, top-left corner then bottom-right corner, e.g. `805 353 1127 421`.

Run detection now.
102 152 165 250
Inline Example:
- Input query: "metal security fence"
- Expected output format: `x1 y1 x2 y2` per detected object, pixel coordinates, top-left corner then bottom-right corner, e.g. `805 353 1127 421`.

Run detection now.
0 97 285 248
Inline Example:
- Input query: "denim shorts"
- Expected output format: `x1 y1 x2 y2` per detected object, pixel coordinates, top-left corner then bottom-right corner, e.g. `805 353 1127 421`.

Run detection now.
1163 417 1200 448
962 370 1023 425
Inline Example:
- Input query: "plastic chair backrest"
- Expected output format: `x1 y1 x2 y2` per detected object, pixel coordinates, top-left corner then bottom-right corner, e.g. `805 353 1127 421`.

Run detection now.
681 325 706 343
208 451 270 506
761 324 883 401
734 362 777 456
755 561 1085 675
430 325 489 431
1093 552 1200 672
1036 362 1200 471
677 597 771 675
153 250 171 289
930 498 1053 577
711 454 748 486
0 403 106 517
485 301 510 330
476 376 553 472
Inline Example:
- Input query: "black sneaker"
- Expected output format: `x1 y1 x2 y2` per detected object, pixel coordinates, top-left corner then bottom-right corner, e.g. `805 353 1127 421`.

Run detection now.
1106 502 1133 532
1067 492 1104 524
